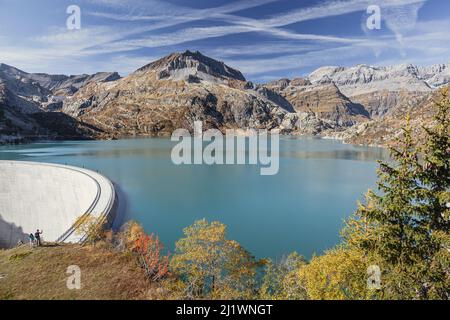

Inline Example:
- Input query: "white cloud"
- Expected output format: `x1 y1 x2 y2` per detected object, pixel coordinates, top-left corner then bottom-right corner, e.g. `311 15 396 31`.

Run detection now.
219 15 450 78
1 0 446 80
85 0 278 35
227 45 372 76
88 0 428 55
206 43 322 58
259 0 426 28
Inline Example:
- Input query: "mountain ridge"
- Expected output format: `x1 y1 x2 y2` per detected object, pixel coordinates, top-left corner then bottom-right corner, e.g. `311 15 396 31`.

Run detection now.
1 51 449 145
307 62 450 95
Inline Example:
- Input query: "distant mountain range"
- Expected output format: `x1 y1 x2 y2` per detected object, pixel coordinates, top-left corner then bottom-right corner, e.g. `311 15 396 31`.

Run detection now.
1 50 449 146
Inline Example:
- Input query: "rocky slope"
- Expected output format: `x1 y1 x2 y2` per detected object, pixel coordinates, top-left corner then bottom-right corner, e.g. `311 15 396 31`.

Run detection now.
263 62 449 144
0 64 117 143
0 63 120 112
308 63 450 93
303 63 449 145
328 86 447 147
61 50 296 138
0 99 102 145
265 78 369 128
307 63 449 118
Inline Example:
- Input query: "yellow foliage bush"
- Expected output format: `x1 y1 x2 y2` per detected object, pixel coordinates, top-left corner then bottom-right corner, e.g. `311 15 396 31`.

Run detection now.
283 247 374 300
74 215 107 244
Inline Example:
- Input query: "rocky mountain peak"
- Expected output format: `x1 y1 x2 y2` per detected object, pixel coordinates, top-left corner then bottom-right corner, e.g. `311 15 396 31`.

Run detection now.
0 63 24 75
0 64 34 85
307 63 439 96
135 50 246 82
417 62 450 88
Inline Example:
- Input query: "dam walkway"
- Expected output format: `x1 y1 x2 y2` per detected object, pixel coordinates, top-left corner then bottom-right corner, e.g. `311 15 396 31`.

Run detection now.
0 161 116 248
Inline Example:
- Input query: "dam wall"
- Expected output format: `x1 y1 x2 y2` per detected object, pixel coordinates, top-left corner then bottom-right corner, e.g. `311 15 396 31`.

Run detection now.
0 161 116 248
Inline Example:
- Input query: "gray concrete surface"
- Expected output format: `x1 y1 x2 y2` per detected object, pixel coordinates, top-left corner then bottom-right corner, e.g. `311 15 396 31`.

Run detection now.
0 161 116 248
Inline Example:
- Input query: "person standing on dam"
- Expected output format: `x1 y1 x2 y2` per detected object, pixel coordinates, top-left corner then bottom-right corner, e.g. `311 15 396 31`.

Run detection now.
29 233 35 247
34 230 43 246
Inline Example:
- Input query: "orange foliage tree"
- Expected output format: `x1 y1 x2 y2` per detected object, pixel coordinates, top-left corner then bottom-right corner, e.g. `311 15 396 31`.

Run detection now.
135 233 170 282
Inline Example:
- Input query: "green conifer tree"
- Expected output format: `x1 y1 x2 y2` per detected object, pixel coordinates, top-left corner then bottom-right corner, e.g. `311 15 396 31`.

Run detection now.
344 89 449 299
413 89 450 298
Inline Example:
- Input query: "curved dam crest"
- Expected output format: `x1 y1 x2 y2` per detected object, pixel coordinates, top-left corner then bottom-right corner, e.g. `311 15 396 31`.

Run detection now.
0 161 116 248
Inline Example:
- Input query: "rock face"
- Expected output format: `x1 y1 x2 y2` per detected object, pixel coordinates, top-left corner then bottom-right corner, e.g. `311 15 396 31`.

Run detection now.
307 63 448 95
1 53 449 146
306 63 450 119
348 90 429 118
266 79 369 128
303 62 450 145
0 63 120 112
0 64 117 143
328 87 444 147
62 50 293 138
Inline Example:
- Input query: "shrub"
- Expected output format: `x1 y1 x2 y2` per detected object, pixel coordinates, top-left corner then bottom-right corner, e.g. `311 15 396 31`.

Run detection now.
135 233 169 282
74 215 107 244
115 220 145 252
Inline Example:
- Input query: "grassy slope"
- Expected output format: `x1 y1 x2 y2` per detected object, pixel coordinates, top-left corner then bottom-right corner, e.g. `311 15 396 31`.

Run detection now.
0 243 157 300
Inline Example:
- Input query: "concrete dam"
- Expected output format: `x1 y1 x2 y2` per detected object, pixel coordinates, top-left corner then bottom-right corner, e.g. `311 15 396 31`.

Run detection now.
0 161 116 248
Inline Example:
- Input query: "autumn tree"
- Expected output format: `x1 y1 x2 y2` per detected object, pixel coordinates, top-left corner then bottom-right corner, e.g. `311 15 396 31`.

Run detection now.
115 220 145 252
170 219 258 299
259 252 307 299
113 220 169 281
279 247 370 300
135 233 170 282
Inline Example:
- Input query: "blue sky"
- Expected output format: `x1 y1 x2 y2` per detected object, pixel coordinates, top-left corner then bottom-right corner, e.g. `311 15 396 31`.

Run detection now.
0 0 449 82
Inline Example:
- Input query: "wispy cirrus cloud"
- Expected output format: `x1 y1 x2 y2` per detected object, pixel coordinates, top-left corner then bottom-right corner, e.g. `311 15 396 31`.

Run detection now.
225 19 450 79
0 0 447 81
259 0 426 27
86 0 278 32
83 0 428 56
205 43 322 58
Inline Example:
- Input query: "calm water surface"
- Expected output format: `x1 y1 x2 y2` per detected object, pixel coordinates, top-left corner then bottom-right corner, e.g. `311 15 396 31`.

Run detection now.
0 137 389 259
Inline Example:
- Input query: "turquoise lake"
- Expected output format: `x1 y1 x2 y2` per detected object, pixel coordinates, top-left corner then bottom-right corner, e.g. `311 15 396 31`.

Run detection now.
0 137 389 259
